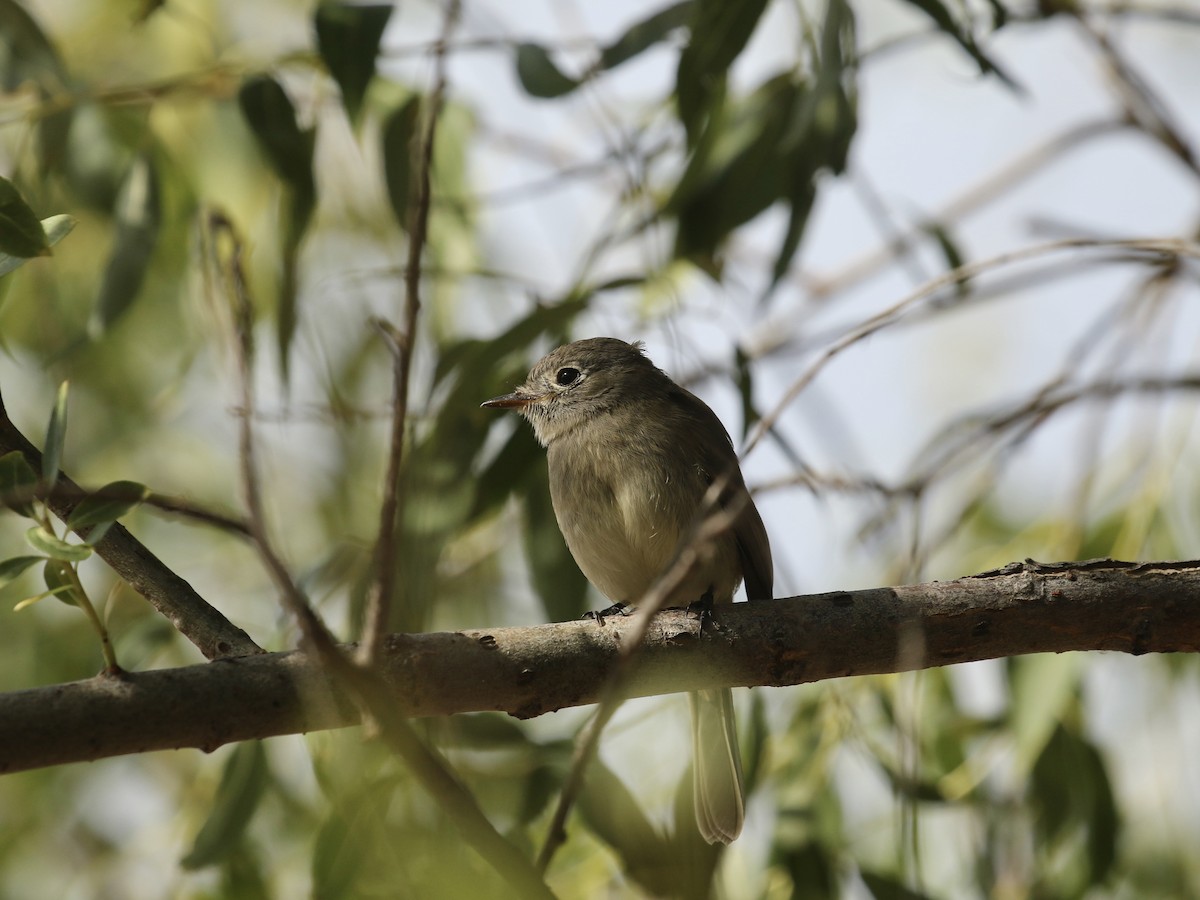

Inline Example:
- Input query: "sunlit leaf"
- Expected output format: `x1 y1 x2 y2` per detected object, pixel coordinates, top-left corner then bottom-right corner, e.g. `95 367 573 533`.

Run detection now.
90 154 161 337
314 2 393 124
0 450 38 518
514 43 580 99
181 742 270 869
42 380 69 486
68 480 149 531
381 94 422 229
0 213 75 278
0 175 49 258
26 525 91 562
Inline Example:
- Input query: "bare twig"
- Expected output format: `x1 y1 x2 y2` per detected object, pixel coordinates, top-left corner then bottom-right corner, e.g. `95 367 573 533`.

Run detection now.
798 119 1127 302
742 237 1200 460
210 200 551 896
1076 15 1199 177
536 482 743 873
360 0 461 667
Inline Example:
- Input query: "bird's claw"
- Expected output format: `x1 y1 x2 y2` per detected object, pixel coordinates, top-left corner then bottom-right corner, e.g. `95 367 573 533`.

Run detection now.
583 602 631 626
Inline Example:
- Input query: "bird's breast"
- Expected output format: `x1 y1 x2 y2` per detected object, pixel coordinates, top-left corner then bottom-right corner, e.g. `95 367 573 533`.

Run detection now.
546 437 733 605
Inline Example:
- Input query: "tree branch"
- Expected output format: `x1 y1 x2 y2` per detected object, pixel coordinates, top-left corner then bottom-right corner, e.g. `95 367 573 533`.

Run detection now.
0 391 261 661
1 559 1197 775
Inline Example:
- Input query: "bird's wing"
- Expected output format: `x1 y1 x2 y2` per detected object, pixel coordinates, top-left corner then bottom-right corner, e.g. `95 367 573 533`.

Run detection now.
673 385 775 602
732 489 773 601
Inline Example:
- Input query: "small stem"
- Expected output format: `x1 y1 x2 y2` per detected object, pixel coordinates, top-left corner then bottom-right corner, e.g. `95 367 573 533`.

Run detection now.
66 565 120 674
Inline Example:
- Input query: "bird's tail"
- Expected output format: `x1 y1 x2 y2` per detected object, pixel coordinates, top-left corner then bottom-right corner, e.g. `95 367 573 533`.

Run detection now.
689 688 745 844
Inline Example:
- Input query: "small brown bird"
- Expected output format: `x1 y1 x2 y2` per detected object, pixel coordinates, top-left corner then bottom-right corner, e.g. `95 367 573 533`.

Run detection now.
482 337 773 844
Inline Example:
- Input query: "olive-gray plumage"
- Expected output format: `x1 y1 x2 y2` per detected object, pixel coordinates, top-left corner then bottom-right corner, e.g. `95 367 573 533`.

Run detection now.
482 337 773 844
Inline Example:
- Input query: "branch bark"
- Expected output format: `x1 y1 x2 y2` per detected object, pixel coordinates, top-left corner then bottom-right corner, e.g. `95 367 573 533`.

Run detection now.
0 390 261 661
2 559 1197 774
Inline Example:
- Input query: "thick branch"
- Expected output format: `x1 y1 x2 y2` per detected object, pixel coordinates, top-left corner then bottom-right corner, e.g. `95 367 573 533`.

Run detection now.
1 560 1197 774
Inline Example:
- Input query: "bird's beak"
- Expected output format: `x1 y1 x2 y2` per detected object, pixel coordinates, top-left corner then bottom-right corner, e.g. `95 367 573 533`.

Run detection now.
481 390 537 410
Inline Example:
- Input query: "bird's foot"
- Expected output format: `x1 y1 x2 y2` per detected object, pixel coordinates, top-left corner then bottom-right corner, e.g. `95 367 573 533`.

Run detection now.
685 588 716 631
583 602 631 626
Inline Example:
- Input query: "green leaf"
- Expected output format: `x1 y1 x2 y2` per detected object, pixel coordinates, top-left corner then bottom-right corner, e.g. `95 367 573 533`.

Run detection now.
897 0 1021 91
312 781 392 897
237 75 317 380
675 0 771 146
381 94 422 229
861 871 937 900
0 175 49 258
600 1 694 70
733 345 760 440
314 2 393 124
238 76 317 197
469 421 543 522
0 213 75 278
514 43 580 99
0 555 45 590
1007 653 1081 774
26 525 92 562
523 454 590 622
0 450 38 518
42 380 69 486
0 0 68 91
41 213 76 246
42 557 83 606
181 742 270 869
670 72 803 260
777 840 835 895
89 154 161 337
0 0 73 173
68 480 149 531
1031 725 1119 892
766 0 857 295
578 758 674 895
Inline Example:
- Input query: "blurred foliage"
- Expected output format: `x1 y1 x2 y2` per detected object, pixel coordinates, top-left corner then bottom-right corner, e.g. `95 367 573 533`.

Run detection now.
0 0 1198 898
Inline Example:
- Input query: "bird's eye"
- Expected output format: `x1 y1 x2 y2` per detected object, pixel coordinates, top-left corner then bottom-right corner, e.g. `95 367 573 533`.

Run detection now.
556 367 581 387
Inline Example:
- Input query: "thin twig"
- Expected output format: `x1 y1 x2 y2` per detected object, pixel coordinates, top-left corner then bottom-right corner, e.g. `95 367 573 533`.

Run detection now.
1076 14 1199 177
0 388 261 660
536 481 743 873
741 237 1200 460
360 0 461 667
800 118 1126 302
211 201 552 896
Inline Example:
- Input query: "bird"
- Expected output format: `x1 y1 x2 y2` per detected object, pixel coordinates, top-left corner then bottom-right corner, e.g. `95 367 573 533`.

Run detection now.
481 337 773 844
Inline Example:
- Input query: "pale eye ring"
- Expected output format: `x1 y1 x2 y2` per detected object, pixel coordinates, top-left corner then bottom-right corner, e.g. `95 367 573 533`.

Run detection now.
556 367 581 387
